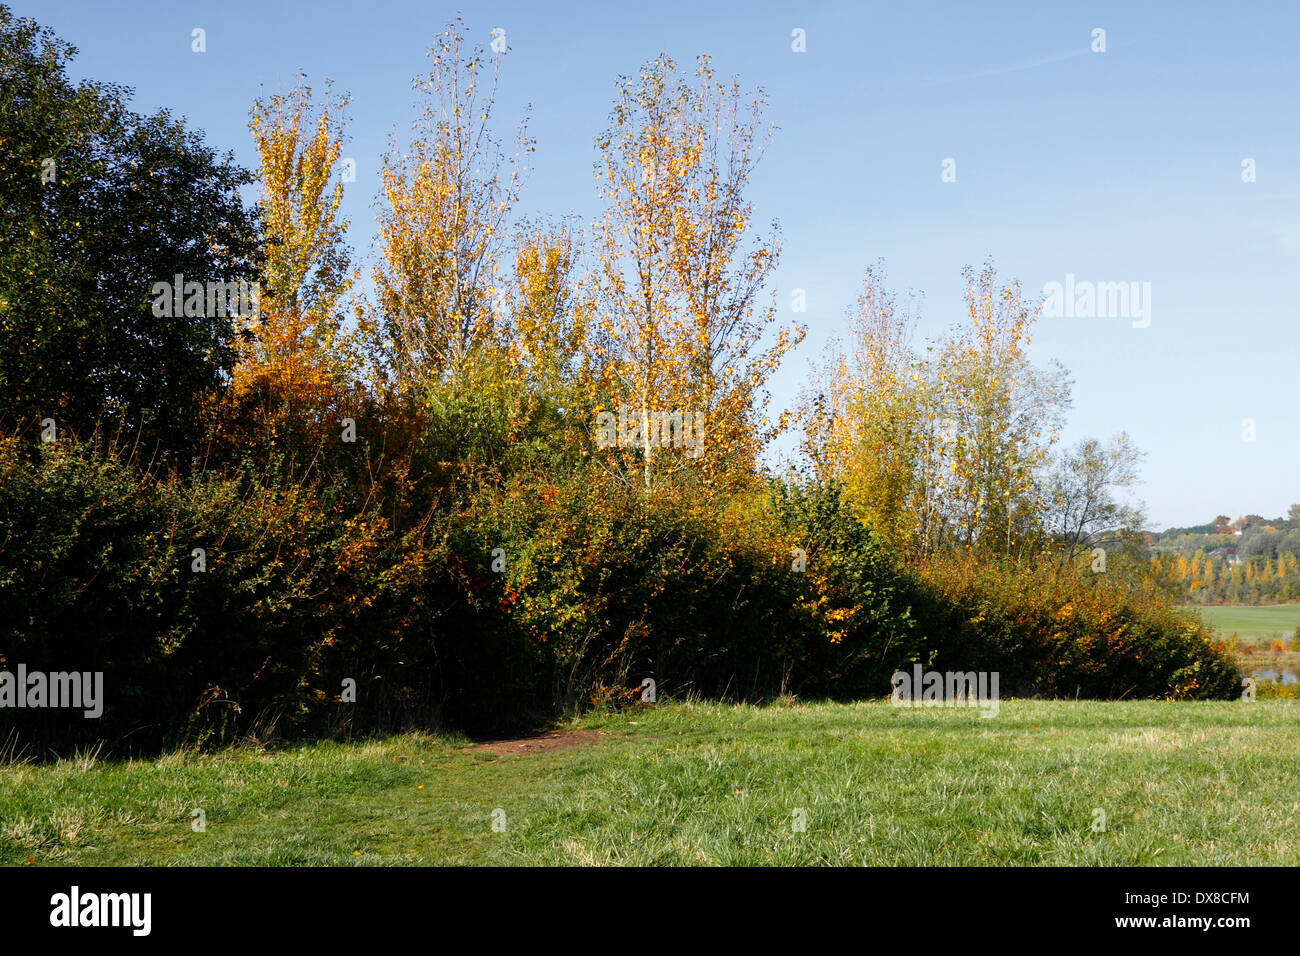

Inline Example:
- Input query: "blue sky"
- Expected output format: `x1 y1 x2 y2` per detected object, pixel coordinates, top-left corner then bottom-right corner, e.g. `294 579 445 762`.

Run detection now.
20 0 1300 528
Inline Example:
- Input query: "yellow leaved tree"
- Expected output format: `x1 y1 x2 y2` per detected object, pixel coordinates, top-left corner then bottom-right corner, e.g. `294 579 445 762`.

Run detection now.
506 218 597 399
801 261 1070 558
371 18 530 399
940 262 1068 554
238 74 358 427
800 264 938 554
592 54 803 492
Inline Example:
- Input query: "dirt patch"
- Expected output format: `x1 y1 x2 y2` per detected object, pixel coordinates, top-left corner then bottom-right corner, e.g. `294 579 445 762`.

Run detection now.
464 729 614 757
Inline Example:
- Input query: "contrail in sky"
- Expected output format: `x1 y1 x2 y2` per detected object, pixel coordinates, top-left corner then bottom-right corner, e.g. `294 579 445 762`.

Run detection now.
930 48 1091 85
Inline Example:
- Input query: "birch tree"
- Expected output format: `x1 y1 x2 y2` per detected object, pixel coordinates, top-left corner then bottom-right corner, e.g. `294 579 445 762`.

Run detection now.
593 54 802 490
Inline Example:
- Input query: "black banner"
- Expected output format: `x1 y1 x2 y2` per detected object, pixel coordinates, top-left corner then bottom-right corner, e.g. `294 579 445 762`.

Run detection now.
0 865 1280 943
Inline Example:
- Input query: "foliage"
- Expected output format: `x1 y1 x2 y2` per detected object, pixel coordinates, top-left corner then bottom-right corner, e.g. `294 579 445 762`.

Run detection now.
1154 549 1300 605
237 74 360 425
370 17 530 393
593 54 803 490
0 438 921 746
0 5 259 459
800 261 1072 557
911 550 1240 700
1040 433 1145 569
0 8 1246 757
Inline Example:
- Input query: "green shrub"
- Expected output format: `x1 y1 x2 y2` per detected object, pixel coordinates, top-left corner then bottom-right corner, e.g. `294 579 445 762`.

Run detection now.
911 551 1240 700
0 435 1242 758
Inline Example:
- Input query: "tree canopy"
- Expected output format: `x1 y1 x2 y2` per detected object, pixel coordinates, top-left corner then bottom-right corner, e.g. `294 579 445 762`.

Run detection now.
0 4 259 459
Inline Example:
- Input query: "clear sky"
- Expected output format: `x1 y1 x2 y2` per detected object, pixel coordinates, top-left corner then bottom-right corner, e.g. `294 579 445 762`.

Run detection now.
18 0 1300 529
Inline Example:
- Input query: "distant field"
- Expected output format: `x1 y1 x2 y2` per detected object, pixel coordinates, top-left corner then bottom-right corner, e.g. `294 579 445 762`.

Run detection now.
1182 604 1300 642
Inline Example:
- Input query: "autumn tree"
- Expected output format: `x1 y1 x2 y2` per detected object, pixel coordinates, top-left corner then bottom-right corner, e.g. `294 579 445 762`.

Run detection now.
236 74 358 427
592 54 801 491
801 260 1071 558
941 262 1070 554
507 218 597 398
372 18 530 399
799 265 935 554
466 217 605 472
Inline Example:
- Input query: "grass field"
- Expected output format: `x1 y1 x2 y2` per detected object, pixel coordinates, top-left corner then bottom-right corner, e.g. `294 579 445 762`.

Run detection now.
3 698 1298 866
1183 604 1300 643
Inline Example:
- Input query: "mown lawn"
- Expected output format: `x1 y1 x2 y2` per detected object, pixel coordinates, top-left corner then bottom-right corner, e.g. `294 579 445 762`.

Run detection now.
2 699 1297 866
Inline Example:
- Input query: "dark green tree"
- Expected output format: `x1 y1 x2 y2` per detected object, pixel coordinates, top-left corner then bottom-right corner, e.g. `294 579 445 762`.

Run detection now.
0 5 259 460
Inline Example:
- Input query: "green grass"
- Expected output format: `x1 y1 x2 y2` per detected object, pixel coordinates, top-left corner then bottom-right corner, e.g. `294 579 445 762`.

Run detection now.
3 699 1298 866
1183 603 1300 643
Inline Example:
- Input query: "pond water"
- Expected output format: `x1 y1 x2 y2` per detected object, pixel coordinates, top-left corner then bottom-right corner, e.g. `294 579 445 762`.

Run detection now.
1244 666 1298 685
